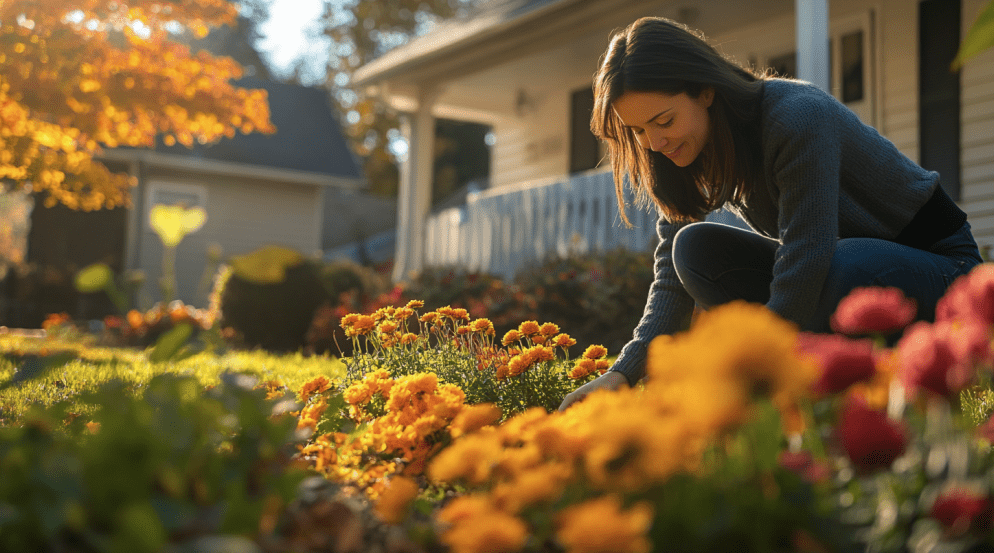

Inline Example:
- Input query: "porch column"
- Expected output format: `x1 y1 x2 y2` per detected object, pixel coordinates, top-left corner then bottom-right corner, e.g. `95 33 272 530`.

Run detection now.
392 87 438 283
796 0 830 92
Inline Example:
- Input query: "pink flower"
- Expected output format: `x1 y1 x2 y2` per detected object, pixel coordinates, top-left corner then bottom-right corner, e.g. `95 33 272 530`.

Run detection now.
830 287 917 335
936 263 994 325
797 333 877 395
896 320 990 399
837 396 907 473
930 488 994 538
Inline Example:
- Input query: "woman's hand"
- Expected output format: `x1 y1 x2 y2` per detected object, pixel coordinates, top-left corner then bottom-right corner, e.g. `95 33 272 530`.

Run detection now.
558 371 629 411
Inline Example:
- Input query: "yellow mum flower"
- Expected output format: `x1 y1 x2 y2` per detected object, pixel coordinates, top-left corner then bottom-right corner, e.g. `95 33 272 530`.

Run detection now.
442 509 529 553
450 403 502 438
343 382 374 405
436 494 493 526
350 314 376 335
429 430 504 485
378 320 399 334
298 375 332 403
555 495 653 553
450 308 470 320
405 300 424 309
493 462 572 513
539 322 560 336
647 301 816 415
374 476 419 524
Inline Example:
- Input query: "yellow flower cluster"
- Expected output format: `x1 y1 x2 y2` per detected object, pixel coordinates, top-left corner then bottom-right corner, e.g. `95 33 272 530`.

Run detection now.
568 344 612 380
428 301 817 552
300 370 478 499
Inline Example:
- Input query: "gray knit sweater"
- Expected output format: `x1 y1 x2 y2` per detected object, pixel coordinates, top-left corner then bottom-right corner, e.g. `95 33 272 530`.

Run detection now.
609 78 939 385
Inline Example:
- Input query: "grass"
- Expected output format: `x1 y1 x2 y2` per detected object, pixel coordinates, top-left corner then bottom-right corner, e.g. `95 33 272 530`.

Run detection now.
0 334 346 426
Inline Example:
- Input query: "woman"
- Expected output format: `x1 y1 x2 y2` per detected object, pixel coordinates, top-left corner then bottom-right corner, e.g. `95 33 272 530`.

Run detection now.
559 16 983 410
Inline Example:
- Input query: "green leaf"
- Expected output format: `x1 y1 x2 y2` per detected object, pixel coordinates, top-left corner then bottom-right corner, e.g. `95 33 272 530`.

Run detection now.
148 323 195 364
953 0 994 70
75 263 113 293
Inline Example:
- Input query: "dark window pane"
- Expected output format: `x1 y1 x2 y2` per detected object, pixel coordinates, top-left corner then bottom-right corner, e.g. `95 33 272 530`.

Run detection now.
842 30 864 103
768 52 796 79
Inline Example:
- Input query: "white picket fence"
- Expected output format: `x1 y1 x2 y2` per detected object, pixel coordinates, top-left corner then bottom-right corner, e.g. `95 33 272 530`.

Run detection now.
423 168 746 280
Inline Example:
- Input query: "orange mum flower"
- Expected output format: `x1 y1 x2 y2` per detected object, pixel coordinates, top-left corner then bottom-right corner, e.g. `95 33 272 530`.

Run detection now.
518 320 541 336
374 476 419 524
470 318 495 335
420 312 440 323
553 333 577 348
582 344 609 359
502 329 522 346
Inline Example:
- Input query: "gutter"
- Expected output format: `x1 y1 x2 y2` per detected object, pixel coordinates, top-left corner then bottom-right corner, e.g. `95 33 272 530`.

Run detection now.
99 149 366 191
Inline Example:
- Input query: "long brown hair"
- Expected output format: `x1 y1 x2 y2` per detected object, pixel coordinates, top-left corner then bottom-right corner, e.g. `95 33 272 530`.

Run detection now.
592 17 765 225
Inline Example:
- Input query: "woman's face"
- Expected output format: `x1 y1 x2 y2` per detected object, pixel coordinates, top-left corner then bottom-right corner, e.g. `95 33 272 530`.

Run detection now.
612 89 714 167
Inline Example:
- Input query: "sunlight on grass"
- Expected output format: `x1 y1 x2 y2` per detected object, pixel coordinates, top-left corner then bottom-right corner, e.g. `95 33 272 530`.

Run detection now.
0 335 346 425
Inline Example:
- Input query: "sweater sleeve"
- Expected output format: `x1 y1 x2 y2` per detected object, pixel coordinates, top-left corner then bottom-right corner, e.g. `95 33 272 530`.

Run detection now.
763 90 842 326
609 215 696 385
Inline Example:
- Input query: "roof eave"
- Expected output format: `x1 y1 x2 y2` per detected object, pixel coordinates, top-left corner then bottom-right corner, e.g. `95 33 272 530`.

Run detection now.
351 0 597 88
100 149 366 190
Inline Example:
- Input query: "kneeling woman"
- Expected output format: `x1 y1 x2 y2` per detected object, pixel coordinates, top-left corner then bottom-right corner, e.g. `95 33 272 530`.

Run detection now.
559 17 983 410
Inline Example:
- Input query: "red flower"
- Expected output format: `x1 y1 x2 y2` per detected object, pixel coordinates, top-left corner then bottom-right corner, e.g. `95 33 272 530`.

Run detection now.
777 450 832 484
797 333 877 395
837 396 907 473
930 488 994 538
830 286 917 335
896 320 989 399
936 263 994 325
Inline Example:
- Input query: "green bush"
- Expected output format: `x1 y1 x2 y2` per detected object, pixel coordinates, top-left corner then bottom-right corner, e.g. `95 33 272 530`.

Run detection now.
0 372 307 552
218 247 330 352
399 248 655 355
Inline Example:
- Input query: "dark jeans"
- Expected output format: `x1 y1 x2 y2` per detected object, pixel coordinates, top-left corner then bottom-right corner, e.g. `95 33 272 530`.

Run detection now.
671 221 984 332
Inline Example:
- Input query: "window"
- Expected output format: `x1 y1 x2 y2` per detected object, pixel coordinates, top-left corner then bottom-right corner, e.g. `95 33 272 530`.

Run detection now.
569 87 601 174
756 11 875 125
919 0 961 200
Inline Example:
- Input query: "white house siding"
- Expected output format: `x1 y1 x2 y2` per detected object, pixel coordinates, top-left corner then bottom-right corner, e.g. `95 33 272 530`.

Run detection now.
962 0 994 254
138 172 322 307
481 0 994 253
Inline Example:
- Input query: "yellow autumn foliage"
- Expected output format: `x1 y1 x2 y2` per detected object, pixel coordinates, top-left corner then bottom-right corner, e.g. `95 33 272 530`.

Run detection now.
0 0 275 210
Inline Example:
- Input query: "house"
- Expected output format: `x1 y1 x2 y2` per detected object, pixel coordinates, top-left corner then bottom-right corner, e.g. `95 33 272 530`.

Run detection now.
12 77 366 326
351 0 994 282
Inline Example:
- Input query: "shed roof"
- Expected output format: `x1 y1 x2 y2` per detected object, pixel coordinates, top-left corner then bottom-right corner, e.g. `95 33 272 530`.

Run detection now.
154 77 364 182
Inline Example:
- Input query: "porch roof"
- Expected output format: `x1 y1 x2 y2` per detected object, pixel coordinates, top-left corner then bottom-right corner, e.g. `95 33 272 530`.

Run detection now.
352 0 643 89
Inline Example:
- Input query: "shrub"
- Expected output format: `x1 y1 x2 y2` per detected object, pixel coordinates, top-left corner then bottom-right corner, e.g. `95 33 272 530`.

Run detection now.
0 372 307 552
218 247 329 352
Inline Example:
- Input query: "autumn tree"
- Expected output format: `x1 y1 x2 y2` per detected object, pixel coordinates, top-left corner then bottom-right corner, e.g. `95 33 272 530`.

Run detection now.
315 0 474 197
0 0 275 211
